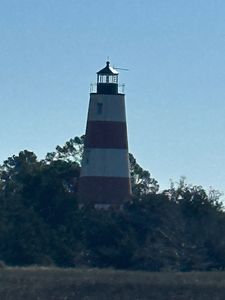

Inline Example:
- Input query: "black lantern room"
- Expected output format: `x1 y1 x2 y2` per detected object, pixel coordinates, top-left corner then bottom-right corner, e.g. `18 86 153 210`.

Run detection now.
97 61 119 94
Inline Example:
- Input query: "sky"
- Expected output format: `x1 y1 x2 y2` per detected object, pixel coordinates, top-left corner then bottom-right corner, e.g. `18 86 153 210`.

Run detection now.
0 0 225 194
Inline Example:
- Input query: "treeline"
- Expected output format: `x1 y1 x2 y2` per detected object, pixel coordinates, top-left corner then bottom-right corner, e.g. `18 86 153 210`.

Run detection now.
0 137 224 271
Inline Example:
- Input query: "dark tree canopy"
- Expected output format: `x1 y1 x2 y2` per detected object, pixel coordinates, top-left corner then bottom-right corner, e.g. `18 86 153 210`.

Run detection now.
0 136 224 271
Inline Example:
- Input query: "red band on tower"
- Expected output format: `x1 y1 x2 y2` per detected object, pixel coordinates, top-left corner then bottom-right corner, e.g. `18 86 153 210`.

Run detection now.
85 121 128 149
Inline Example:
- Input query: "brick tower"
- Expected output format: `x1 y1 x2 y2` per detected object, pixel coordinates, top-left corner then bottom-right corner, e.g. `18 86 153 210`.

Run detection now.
79 61 131 208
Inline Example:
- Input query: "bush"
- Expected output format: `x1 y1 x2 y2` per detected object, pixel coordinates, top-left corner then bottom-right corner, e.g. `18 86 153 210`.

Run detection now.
0 260 6 268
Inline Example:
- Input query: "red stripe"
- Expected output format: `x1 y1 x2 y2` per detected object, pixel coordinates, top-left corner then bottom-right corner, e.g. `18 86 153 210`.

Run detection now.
78 176 131 205
85 121 128 149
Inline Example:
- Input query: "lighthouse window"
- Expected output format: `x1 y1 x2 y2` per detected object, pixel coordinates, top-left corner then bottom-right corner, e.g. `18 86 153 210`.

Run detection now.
98 75 106 83
113 76 117 83
97 102 103 114
99 75 107 83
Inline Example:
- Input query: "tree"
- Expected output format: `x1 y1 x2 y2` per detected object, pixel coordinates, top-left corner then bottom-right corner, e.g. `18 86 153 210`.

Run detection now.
45 136 84 164
0 137 225 271
129 153 159 196
45 136 159 197
0 148 81 266
162 178 225 270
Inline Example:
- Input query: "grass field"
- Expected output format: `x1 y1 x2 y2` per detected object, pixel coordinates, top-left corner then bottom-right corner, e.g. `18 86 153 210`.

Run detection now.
0 267 225 300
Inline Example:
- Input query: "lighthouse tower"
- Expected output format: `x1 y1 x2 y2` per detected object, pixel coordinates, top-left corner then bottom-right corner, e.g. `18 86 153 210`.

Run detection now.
79 61 131 208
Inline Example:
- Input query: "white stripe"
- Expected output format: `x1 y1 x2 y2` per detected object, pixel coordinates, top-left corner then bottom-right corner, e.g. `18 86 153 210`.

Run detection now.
81 148 130 178
88 94 126 122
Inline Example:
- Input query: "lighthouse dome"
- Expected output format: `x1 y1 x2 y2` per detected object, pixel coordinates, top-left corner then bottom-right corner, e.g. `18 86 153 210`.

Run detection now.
97 61 119 75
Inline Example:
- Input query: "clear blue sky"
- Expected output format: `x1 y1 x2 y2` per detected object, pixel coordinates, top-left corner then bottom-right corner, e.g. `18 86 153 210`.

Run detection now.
1 0 225 193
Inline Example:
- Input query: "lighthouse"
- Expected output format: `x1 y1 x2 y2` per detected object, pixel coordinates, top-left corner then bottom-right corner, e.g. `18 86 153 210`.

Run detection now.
79 61 131 208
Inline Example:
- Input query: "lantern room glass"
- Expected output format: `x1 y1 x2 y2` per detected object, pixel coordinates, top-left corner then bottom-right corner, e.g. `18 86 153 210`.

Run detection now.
97 74 118 84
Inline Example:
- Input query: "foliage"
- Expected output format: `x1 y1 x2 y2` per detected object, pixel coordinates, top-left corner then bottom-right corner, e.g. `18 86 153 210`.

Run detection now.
45 136 84 163
0 137 224 271
129 153 159 196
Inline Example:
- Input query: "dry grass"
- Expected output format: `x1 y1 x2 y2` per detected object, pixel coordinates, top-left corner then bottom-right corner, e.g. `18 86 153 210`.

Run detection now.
0 267 225 299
